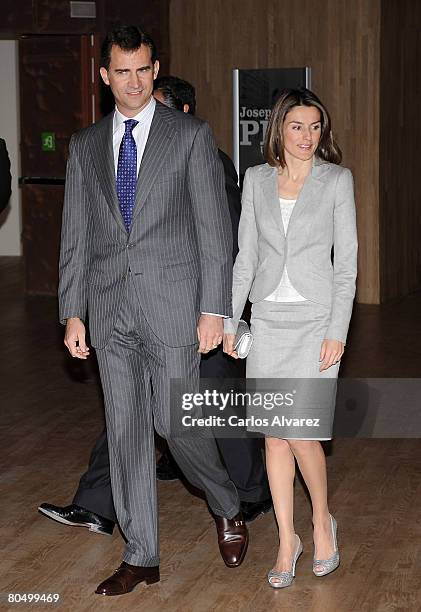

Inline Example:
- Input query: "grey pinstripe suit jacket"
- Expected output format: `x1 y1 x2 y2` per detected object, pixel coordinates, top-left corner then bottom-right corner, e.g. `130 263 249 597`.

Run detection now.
58 101 233 348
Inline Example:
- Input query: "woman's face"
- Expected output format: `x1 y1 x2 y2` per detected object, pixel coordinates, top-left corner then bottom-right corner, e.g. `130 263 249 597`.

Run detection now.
281 105 322 162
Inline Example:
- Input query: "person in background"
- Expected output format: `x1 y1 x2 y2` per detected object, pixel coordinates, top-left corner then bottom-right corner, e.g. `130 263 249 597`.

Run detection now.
224 88 357 588
0 138 12 214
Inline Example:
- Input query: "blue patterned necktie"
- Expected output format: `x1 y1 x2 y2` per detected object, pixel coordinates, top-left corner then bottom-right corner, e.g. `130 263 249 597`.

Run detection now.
116 119 138 230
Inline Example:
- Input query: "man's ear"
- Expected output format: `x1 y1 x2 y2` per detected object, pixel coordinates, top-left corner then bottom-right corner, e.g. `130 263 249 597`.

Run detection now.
153 60 160 80
100 67 110 86
183 104 190 114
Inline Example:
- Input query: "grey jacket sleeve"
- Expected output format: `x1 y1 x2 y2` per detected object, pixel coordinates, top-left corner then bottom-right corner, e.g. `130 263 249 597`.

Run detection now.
187 122 233 317
325 168 358 343
58 136 94 324
224 168 258 334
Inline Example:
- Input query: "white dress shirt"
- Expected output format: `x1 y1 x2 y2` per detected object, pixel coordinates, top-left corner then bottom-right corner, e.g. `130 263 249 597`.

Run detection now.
112 96 156 176
264 197 307 302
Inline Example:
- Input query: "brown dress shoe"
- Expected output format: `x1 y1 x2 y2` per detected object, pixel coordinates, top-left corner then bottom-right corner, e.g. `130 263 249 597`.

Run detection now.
95 562 160 596
215 512 249 568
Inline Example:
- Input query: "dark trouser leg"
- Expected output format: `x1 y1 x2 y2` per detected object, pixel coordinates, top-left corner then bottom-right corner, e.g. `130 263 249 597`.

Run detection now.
72 428 116 522
215 437 270 502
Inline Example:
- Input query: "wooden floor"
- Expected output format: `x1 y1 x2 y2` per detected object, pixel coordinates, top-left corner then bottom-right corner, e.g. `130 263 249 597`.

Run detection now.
1 256 420 612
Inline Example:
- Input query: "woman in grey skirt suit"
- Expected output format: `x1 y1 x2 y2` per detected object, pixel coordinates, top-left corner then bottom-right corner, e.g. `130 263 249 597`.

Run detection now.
223 88 357 587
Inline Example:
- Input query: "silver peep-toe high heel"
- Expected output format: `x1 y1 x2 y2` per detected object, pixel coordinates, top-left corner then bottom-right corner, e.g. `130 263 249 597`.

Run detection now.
313 514 340 576
267 534 303 588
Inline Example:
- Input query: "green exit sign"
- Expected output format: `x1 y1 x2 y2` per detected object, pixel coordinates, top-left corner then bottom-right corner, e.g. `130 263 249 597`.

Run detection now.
41 132 56 152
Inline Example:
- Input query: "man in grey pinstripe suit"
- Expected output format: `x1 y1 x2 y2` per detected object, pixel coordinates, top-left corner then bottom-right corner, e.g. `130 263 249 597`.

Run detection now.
58 26 248 596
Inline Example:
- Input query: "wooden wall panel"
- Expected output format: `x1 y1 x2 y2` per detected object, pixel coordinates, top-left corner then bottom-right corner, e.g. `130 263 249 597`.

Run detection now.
0 1 33 35
19 35 95 295
379 0 421 301
0 0 169 72
169 0 381 304
35 0 97 34
19 36 87 178
104 0 170 74
21 185 64 295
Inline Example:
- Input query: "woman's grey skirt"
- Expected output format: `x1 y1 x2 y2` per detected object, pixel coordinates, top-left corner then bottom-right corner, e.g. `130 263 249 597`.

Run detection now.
245 300 339 440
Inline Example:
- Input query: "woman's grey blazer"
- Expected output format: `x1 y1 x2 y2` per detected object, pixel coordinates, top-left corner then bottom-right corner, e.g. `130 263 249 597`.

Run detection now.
225 158 358 344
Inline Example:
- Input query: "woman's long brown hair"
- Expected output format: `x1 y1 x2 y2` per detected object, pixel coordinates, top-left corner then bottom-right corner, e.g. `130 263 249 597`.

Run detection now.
264 88 342 168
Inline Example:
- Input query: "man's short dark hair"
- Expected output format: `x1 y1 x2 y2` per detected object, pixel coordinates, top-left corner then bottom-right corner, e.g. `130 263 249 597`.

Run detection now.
154 76 196 116
100 25 157 70
154 85 184 112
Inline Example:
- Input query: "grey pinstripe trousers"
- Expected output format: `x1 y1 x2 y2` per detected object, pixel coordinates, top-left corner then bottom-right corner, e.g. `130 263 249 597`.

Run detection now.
95 276 240 566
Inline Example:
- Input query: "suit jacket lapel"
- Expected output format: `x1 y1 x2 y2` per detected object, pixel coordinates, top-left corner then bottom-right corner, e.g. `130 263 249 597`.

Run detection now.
131 102 177 224
89 113 127 233
261 166 285 237
260 159 329 237
287 159 329 234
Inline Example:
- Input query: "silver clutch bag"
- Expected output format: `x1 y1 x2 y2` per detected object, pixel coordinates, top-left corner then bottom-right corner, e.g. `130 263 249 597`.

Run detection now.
234 319 253 359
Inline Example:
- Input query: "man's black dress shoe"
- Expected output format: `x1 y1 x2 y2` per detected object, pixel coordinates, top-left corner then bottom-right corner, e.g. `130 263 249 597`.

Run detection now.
38 503 114 536
240 498 273 523
156 451 182 481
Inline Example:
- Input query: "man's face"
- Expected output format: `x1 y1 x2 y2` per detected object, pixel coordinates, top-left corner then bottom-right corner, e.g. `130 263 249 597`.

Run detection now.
100 44 159 117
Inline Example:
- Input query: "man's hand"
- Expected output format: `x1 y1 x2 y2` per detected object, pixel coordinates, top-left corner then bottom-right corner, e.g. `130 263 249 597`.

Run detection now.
319 339 344 371
197 314 223 354
64 317 90 359
223 333 238 359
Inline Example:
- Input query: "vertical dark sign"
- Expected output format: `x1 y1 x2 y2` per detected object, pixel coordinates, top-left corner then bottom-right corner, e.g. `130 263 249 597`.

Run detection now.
233 68 310 183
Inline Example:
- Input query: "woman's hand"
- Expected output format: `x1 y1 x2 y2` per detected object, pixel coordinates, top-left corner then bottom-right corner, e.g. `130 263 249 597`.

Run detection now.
223 333 239 359
319 339 344 371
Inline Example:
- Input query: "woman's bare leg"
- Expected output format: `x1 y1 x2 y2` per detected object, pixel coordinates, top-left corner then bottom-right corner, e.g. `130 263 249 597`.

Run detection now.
265 437 297 580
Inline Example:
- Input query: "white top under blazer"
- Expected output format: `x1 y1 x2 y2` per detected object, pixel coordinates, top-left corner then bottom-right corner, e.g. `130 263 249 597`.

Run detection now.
264 198 307 302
